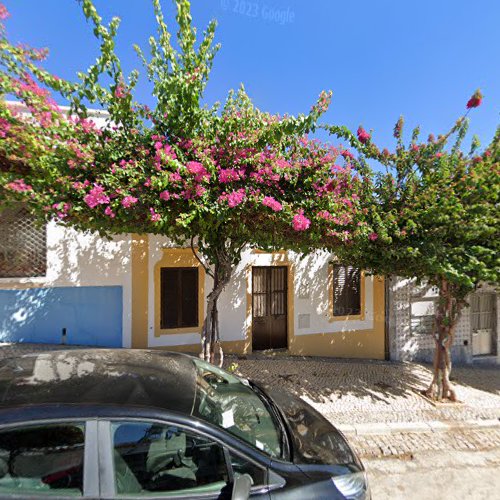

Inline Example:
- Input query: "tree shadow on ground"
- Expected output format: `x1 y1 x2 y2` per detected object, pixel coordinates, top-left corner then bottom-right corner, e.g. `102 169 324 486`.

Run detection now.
448 364 500 397
227 354 433 406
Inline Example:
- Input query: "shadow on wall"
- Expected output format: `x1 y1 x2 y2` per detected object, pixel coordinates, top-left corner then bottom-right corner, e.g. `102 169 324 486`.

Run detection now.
0 226 129 347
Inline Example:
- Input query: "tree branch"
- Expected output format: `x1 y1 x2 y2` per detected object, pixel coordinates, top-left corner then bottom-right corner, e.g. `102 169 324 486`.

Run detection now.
190 236 213 278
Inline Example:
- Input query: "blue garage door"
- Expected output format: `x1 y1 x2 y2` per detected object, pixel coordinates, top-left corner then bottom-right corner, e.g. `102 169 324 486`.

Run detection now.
0 286 123 347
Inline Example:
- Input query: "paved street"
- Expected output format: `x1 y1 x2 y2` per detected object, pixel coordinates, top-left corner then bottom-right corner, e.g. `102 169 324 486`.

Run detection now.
365 448 500 500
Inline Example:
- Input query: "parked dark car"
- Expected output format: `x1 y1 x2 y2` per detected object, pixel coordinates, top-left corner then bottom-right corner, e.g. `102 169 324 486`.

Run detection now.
0 349 369 499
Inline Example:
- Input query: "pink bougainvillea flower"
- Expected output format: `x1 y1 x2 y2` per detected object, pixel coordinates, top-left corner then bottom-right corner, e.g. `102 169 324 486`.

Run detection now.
317 210 333 220
159 190 171 201
121 196 138 208
0 3 9 20
227 189 246 208
292 211 311 231
169 172 182 183
218 168 240 183
0 117 11 138
357 126 371 144
5 178 32 192
104 206 115 218
194 185 206 197
149 208 161 222
466 89 483 109
369 232 379 241
114 83 127 99
84 184 110 208
262 196 283 212
341 149 354 160
186 161 210 182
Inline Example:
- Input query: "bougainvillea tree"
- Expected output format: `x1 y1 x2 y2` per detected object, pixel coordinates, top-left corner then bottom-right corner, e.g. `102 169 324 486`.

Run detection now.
0 1 371 362
324 96 499 400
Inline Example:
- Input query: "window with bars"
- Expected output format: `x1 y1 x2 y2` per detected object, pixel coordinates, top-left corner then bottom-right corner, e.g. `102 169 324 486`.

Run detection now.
0 206 46 278
470 293 496 331
333 265 361 316
160 267 199 329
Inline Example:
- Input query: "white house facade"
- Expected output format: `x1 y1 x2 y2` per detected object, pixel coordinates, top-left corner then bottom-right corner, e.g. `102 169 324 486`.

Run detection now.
0 211 386 359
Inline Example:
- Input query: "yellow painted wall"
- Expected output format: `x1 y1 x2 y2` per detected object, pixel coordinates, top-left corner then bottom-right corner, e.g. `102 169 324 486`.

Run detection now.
288 276 386 359
131 234 148 348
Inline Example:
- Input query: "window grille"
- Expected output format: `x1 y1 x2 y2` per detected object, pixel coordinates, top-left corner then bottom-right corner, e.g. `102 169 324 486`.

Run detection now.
0 206 46 278
470 293 496 331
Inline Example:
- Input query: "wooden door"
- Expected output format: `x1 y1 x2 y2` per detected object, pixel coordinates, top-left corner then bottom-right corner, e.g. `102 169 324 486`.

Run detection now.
252 266 288 350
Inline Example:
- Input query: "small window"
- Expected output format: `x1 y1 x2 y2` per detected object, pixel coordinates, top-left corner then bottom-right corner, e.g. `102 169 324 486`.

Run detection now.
471 293 496 331
333 265 361 316
0 205 47 278
0 422 85 496
112 422 230 496
229 452 267 488
160 267 199 329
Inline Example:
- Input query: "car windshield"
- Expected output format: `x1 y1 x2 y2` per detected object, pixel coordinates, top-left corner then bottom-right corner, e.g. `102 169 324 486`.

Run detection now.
191 359 282 459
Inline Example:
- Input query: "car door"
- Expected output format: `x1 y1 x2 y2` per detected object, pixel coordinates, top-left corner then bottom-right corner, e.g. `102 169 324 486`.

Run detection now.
0 418 99 499
98 418 272 500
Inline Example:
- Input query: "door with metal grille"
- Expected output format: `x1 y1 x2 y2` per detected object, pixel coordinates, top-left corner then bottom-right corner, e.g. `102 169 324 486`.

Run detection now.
252 266 288 350
471 293 497 356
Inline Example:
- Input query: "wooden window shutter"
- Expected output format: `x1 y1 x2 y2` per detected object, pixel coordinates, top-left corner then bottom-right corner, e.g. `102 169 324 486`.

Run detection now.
160 267 199 329
180 268 198 327
333 265 361 316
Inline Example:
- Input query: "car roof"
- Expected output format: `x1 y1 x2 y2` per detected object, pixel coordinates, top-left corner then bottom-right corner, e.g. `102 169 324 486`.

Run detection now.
0 349 198 415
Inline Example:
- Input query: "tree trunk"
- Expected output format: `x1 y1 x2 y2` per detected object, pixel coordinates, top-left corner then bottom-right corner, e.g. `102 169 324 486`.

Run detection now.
424 279 463 401
200 251 233 366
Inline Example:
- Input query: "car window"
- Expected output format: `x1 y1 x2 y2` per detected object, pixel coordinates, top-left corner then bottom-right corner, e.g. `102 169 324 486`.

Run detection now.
229 452 267 488
191 359 282 458
111 422 230 497
0 423 85 497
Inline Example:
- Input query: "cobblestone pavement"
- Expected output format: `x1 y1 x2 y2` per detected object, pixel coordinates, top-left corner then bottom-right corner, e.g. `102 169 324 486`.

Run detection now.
350 428 500 459
222 353 500 426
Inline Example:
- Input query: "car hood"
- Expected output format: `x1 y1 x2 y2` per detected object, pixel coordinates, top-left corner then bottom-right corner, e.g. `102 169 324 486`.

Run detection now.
264 387 361 468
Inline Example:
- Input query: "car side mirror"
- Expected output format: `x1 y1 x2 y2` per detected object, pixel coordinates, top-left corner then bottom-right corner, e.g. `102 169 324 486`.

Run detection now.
231 473 253 500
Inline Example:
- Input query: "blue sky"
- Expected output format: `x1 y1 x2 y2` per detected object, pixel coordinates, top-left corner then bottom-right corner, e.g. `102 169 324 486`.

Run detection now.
4 0 499 151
